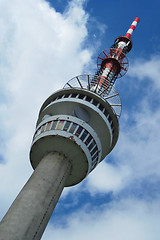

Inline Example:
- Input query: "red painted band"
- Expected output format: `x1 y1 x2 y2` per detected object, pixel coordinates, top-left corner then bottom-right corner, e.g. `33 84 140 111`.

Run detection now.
125 33 131 38
134 17 140 23
130 25 136 30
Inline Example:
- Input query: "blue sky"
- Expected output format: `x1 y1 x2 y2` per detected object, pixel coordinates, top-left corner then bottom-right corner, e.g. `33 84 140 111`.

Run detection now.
0 0 160 239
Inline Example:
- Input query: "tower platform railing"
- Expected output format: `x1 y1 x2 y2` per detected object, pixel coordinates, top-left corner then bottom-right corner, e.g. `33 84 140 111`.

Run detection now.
63 74 122 117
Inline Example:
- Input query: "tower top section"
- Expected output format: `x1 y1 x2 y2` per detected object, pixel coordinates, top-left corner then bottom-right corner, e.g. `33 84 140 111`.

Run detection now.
30 17 140 187
85 17 140 99
125 17 140 39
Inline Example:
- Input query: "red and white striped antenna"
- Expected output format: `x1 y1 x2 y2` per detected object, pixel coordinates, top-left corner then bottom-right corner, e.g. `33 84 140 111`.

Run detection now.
125 17 140 39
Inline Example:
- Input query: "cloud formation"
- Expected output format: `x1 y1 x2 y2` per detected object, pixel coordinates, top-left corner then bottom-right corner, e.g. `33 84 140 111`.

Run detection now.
0 0 93 218
43 198 160 240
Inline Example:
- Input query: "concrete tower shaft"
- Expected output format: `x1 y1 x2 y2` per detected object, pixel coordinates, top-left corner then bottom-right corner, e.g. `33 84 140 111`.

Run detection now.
0 153 71 240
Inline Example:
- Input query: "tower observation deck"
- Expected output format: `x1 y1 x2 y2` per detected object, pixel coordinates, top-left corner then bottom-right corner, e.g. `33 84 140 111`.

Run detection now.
0 17 139 240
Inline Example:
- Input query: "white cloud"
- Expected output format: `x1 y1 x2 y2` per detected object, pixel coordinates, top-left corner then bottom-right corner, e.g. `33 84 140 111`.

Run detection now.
128 55 160 89
0 0 94 219
86 161 131 194
115 57 160 181
42 198 160 240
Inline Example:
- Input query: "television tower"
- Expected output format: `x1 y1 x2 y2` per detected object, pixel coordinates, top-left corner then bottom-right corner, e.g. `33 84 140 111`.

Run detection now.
0 17 139 240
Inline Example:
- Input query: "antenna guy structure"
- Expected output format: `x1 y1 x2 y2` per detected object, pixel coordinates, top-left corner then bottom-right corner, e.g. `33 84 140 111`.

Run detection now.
0 17 139 240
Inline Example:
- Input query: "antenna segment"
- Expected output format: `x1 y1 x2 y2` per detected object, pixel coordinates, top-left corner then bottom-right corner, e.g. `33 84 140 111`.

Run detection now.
90 17 140 96
125 17 140 39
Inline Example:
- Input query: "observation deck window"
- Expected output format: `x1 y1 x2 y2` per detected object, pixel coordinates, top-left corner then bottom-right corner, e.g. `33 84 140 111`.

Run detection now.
92 152 98 160
104 109 109 118
63 121 71 131
37 129 41 136
57 96 62 100
108 115 112 123
91 146 98 156
46 122 52 131
80 130 88 141
93 99 98 106
99 104 104 111
85 135 92 146
41 125 45 133
57 120 64 130
92 156 98 163
71 93 77 98
86 96 92 102
69 123 78 133
88 140 96 151
75 126 83 136
51 120 58 130
64 94 70 98
79 94 84 99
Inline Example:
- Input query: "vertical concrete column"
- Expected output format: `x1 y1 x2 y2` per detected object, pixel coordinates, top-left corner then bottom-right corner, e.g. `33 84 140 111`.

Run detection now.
0 152 71 240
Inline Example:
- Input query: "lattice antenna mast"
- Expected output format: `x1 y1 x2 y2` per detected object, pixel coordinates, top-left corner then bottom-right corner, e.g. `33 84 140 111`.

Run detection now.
90 17 140 95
